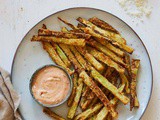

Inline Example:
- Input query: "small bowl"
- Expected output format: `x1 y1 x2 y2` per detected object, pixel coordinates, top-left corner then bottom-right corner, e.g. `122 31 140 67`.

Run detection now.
29 64 73 107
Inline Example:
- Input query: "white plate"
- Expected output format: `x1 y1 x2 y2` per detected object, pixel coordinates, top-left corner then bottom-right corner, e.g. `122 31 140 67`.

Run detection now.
11 7 153 120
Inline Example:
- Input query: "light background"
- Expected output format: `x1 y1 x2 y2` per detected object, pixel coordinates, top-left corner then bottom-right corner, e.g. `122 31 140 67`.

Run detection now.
0 0 159 119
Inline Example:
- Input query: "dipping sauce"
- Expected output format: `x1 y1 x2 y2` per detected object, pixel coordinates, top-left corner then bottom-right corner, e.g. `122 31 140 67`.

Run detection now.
31 66 70 105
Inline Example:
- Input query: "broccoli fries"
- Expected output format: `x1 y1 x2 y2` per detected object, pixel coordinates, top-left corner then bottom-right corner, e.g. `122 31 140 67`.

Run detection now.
76 47 105 72
80 27 134 54
58 17 78 30
69 46 88 70
87 39 127 67
32 35 86 46
87 47 125 73
67 73 78 107
68 77 83 119
38 28 91 39
31 16 141 120
96 85 125 120
52 43 71 67
119 73 130 94
130 59 140 110
79 71 110 107
77 17 126 44
90 68 129 104
88 17 119 34
42 42 73 74
74 103 103 120
104 42 125 57
59 44 82 71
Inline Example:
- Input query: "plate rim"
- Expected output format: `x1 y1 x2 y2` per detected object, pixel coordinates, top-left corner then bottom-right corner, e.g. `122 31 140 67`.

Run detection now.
11 7 153 120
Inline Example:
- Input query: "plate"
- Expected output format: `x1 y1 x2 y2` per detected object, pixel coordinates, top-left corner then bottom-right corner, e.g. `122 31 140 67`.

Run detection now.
11 7 153 120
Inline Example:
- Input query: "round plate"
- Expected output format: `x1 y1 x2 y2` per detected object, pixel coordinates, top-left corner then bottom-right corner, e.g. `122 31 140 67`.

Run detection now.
11 7 153 120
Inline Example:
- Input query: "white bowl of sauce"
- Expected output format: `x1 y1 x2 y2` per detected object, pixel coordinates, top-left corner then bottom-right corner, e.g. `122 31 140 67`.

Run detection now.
29 65 73 107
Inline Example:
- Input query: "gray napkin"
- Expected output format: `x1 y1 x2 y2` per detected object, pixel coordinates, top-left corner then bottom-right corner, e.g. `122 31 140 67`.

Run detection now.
0 67 21 120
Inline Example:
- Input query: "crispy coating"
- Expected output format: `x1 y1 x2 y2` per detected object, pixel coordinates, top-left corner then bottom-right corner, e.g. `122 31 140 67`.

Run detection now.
38 28 91 39
130 59 140 110
96 84 125 120
87 46 125 73
90 68 129 105
87 39 127 67
119 73 130 94
67 77 84 119
76 47 105 72
79 71 111 108
67 73 78 107
88 17 119 34
80 27 134 54
31 35 86 46
51 43 71 68
69 46 88 70
59 44 82 71
74 103 103 120
77 17 126 44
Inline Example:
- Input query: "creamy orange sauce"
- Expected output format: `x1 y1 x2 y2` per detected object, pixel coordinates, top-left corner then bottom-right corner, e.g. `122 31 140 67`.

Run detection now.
32 66 70 105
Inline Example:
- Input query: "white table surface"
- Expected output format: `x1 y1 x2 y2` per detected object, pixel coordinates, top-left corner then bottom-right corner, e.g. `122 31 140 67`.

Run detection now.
0 0 159 120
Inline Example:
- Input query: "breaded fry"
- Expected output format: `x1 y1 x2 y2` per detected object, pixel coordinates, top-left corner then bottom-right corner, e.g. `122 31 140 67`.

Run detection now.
76 47 105 72
42 42 73 74
59 44 82 71
104 42 125 57
77 17 126 44
67 73 78 107
38 28 91 39
81 90 95 111
80 27 134 54
79 70 118 117
87 46 125 73
87 39 127 67
67 77 84 119
82 86 90 97
51 43 71 68
96 106 109 120
124 54 132 82
88 17 119 34
81 98 93 111
96 85 125 120
120 73 130 94
79 71 110 107
80 97 86 111
108 71 119 87
74 103 103 120
58 17 78 30
31 35 86 46
69 46 88 70
90 68 129 104
130 59 140 110
88 97 99 108
110 84 125 104
43 108 65 120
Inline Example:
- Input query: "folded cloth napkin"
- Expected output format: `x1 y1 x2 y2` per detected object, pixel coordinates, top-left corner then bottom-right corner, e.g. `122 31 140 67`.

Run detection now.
0 67 21 120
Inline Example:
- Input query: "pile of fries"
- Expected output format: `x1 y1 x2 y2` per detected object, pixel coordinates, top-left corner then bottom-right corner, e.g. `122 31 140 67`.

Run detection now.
31 17 140 120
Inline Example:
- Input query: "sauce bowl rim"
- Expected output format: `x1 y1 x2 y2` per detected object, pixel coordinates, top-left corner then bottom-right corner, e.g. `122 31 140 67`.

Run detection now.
29 64 73 108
